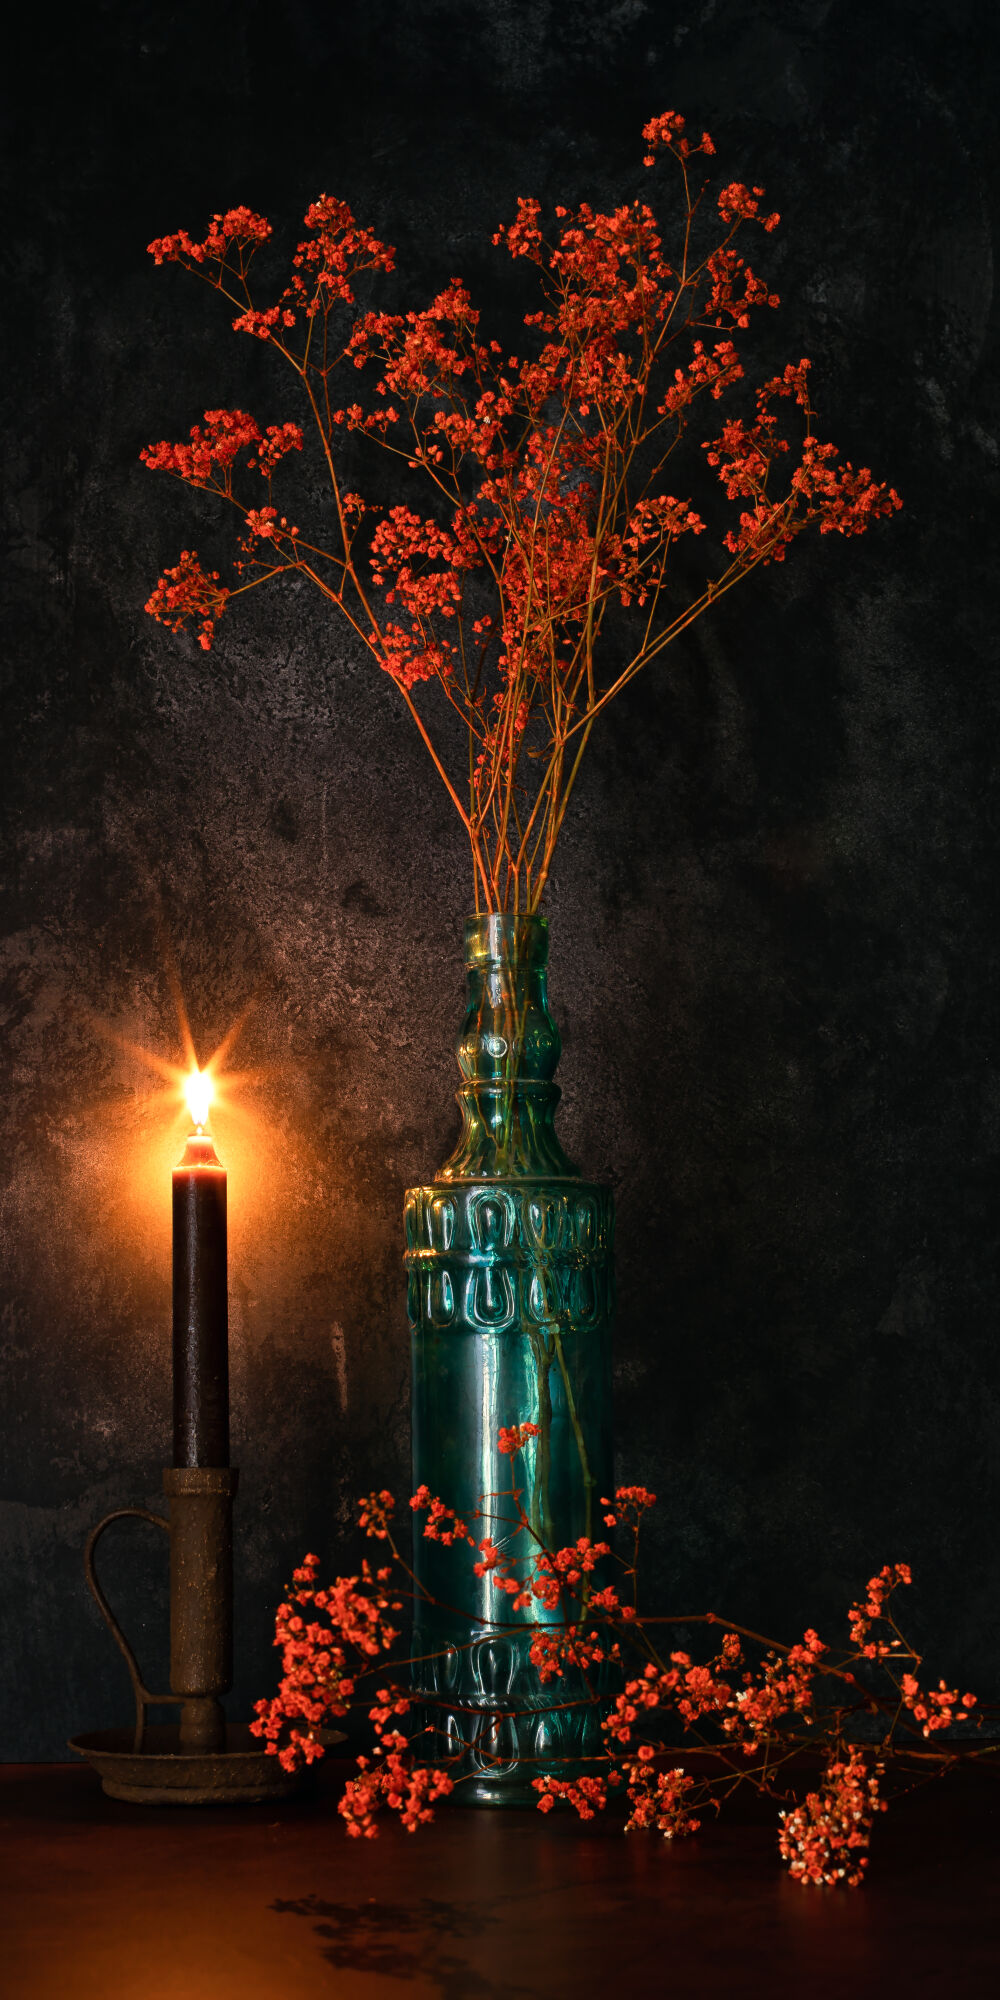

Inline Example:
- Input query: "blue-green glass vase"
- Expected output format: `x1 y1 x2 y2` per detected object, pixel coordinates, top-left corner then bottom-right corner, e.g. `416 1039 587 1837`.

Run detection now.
405 914 615 1805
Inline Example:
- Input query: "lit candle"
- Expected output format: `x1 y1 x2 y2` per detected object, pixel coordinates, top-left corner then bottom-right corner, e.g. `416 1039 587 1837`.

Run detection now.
172 1069 229 1467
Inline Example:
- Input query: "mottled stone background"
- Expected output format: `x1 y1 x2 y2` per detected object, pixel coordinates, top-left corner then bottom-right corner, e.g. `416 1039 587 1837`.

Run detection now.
2 0 996 1757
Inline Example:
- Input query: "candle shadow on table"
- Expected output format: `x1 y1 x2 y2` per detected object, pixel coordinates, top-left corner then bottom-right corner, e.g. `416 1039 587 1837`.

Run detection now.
269 1894 530 1998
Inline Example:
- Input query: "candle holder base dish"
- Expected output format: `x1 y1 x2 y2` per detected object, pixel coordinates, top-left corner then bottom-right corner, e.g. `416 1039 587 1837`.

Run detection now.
67 1723 330 1805
75 1466 321 1804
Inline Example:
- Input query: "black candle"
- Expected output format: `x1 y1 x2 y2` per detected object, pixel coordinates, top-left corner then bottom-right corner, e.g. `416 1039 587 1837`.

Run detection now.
172 1074 229 1467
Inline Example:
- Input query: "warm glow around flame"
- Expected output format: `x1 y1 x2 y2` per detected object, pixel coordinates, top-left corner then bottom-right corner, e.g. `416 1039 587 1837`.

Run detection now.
185 1068 213 1130
87 989 281 1251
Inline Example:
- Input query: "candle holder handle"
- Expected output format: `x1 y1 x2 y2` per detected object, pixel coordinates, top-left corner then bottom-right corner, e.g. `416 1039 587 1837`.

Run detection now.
74 1477 311 1802
83 1510 175 1754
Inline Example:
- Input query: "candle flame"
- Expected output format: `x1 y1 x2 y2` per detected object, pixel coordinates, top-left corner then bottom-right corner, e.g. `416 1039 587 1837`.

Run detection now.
185 1068 213 1130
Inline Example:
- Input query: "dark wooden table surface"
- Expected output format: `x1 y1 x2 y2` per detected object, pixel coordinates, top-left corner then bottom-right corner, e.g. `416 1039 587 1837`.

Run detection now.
1 1758 997 1998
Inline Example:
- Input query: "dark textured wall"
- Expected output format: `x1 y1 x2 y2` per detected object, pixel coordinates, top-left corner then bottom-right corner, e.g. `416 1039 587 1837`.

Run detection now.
2 0 997 1758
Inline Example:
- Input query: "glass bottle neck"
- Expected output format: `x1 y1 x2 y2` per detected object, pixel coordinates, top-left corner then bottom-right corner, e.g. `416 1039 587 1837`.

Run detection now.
437 915 578 1181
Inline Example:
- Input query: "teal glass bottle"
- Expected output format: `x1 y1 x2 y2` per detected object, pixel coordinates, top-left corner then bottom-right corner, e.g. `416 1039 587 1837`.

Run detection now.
405 914 614 1804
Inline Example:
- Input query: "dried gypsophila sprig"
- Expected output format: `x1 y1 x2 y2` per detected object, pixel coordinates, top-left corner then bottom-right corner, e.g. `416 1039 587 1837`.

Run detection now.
142 113 900 914
250 1430 982 1878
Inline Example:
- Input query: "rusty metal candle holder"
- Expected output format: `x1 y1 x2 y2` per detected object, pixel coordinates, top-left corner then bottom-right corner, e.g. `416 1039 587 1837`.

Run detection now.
68 1071 316 1804
71 1069 341 1802
68 1466 300 1805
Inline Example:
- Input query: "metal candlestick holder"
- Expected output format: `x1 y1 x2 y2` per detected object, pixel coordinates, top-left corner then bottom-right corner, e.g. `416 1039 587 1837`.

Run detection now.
69 1465 301 1805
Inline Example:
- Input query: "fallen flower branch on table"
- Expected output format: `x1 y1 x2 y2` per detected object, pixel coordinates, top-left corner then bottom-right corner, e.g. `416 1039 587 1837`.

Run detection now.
251 1427 984 1886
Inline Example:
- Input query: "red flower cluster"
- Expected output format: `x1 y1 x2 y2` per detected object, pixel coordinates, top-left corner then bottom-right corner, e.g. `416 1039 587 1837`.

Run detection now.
148 206 272 266
149 197 394 339
282 195 396 325
250 1551 402 1772
657 338 744 417
534 1774 613 1820
144 110 900 913
144 551 229 651
847 1561 913 1656
525 1538 612 1611
900 1674 977 1737
369 1684 411 1734
703 363 901 567
601 1486 656 1529
240 505 300 549
724 1630 827 1749
717 183 780 232
340 1736 453 1837
528 1623 616 1685
603 1625 830 1763
409 1486 472 1545
778 1750 885 1888
231 304 298 340
141 410 302 498
497 1421 541 1457
623 1764 702 1838
377 626 452 693
471 1524 611 1617
641 110 715 167
248 1450 977 1882
357 1489 395 1540
616 497 706 609
606 1664 686 1748
364 506 470 690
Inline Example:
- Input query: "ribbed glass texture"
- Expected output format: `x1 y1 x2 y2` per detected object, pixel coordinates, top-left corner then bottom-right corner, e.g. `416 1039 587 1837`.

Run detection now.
406 916 615 1804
